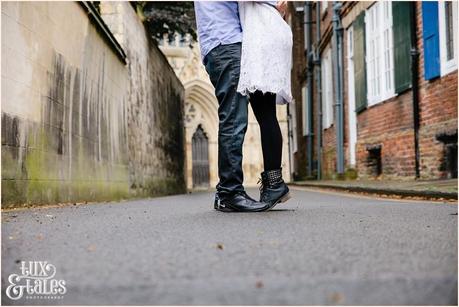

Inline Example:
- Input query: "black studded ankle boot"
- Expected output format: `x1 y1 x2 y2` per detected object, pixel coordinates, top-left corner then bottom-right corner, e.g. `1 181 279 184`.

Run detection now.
258 168 291 210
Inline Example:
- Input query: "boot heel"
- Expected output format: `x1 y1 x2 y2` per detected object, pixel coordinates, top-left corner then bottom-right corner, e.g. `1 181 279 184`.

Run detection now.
279 192 291 203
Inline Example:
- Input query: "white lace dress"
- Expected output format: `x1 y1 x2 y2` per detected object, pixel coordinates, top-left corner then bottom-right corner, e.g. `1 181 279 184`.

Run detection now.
237 1 293 104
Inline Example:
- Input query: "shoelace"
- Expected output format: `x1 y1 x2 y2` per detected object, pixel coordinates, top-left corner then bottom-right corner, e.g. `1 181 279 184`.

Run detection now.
257 177 266 194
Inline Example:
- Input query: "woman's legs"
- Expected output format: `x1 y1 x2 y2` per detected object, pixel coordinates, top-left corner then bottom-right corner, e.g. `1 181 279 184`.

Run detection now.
249 91 282 171
249 91 290 209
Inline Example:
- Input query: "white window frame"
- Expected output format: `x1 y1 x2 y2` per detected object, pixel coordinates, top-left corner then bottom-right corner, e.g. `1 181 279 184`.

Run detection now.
439 1 458 76
347 25 357 166
302 85 310 136
365 1 395 106
321 1 328 15
321 47 334 129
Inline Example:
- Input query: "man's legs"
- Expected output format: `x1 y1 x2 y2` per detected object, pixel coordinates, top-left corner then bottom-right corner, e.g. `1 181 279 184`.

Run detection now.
204 43 248 200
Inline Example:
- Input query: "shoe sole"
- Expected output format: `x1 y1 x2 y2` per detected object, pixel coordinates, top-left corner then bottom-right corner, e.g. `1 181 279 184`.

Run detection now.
223 203 268 212
215 202 270 213
215 192 292 213
266 191 291 211
215 206 235 212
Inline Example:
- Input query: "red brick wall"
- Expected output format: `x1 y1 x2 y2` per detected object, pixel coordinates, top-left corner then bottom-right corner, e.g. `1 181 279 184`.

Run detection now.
355 91 416 178
318 5 338 179
322 127 337 178
345 2 457 179
290 1 457 180
288 2 308 179
415 2 458 179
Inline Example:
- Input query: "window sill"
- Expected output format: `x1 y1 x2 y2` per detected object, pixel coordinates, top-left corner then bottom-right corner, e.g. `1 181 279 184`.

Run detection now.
367 92 397 107
441 62 458 77
323 123 334 130
355 105 367 114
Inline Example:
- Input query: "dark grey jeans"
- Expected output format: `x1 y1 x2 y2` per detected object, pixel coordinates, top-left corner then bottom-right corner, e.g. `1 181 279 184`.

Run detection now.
204 43 248 199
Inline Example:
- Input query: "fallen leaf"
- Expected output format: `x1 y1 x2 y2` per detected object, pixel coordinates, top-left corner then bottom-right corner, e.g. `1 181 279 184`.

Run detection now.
216 243 224 250
87 244 96 252
36 234 44 240
329 292 344 304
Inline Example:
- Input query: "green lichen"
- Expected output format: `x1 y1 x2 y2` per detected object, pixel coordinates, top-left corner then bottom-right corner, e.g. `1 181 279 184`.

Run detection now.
6 126 132 207
143 177 186 197
1 179 27 207
344 168 358 180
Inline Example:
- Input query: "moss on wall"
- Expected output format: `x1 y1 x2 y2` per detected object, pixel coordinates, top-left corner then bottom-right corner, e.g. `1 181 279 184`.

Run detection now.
1 2 186 208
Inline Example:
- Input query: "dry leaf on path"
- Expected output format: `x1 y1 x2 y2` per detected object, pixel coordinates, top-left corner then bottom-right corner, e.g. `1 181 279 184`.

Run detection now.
87 244 97 252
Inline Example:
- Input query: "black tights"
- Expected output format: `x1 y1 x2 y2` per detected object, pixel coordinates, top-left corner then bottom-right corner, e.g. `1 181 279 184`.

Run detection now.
249 91 282 171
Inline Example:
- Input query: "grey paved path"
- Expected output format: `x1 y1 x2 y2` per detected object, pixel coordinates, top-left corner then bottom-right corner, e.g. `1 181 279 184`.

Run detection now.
1 187 457 305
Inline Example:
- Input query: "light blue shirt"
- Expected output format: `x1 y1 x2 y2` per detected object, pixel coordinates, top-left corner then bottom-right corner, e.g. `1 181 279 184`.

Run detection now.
194 1 277 62
194 1 242 62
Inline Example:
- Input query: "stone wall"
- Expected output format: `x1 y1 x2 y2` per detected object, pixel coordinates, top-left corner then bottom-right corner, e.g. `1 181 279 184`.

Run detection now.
1 2 185 208
100 2 186 195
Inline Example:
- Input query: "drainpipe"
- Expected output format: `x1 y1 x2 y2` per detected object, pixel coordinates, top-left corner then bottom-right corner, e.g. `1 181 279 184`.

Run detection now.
287 103 294 180
305 2 314 178
332 1 345 176
410 2 421 179
314 2 323 180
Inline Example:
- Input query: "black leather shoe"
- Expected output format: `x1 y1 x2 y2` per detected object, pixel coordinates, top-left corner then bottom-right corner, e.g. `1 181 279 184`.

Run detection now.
214 191 268 212
258 168 291 210
214 193 233 212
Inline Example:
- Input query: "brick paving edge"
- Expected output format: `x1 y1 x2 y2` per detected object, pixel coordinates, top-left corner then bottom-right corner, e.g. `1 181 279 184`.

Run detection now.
289 183 458 200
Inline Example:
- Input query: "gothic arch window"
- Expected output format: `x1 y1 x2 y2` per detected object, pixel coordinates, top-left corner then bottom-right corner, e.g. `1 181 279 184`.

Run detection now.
192 125 210 187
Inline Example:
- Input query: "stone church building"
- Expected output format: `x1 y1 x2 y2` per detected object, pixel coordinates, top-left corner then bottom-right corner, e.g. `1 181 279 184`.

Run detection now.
159 36 292 190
